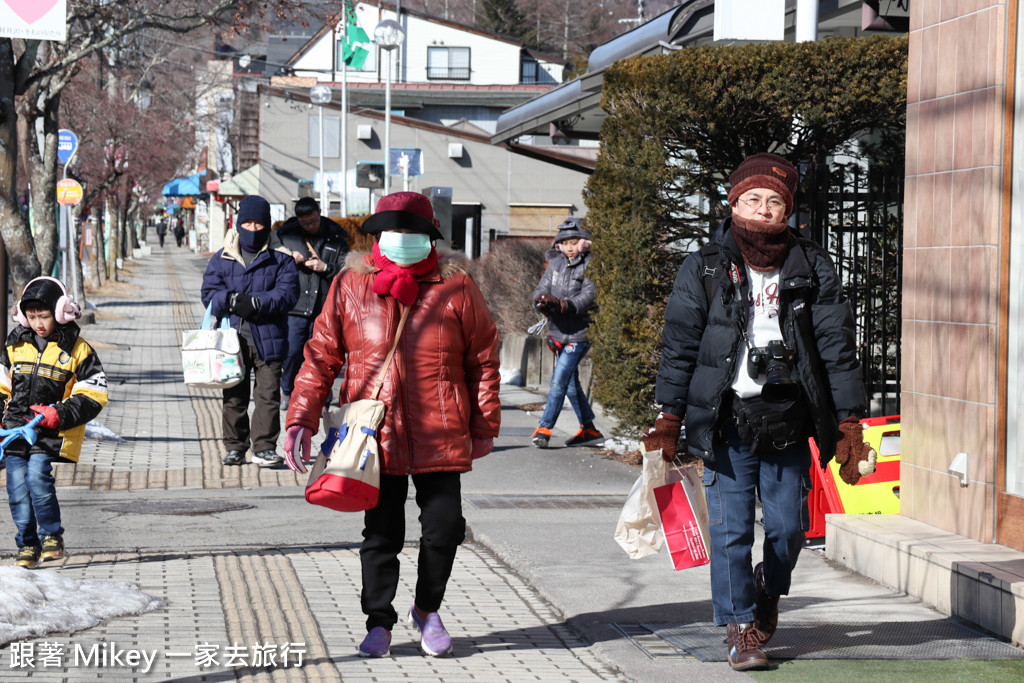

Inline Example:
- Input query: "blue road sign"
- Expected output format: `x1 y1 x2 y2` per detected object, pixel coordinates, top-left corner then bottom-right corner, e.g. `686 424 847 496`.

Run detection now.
389 148 423 176
57 129 78 165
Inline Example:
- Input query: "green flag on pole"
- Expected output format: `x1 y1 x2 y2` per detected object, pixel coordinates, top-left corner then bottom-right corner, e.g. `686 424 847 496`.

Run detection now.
341 5 370 69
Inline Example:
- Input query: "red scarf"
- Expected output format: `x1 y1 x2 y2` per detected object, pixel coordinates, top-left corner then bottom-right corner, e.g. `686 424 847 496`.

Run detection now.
371 242 438 306
730 213 793 272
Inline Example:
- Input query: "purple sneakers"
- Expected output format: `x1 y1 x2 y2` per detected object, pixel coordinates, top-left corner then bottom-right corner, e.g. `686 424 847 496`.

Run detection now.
358 627 391 658
408 606 453 656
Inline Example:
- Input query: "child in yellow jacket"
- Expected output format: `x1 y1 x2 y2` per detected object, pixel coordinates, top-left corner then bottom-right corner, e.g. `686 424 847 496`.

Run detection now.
1 277 108 568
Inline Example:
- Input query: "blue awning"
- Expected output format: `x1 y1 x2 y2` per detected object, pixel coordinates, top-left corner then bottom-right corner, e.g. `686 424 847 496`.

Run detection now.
162 172 205 197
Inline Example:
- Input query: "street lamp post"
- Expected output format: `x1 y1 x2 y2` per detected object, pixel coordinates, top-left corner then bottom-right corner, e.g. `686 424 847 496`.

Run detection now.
374 19 405 196
309 84 333 213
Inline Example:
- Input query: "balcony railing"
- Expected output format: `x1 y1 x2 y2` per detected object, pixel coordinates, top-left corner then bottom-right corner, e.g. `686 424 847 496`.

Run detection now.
426 66 470 80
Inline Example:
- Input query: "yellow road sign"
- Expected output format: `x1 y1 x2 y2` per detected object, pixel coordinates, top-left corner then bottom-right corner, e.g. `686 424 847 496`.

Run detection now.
56 178 83 205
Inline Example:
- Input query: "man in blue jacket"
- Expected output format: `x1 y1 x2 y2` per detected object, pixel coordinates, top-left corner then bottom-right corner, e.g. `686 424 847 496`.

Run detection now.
642 154 873 671
201 195 299 467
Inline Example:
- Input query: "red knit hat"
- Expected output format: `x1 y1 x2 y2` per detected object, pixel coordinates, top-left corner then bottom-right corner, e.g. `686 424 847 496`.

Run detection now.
727 153 798 217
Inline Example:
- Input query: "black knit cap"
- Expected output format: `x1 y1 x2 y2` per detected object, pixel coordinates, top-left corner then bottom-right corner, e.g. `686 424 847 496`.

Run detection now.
20 278 64 314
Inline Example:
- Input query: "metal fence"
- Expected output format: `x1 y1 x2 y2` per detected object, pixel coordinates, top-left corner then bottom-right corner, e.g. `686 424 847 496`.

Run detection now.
798 162 904 417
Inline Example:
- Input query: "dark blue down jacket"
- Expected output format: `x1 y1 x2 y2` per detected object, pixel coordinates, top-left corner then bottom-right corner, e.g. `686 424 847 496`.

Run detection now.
655 217 866 467
200 229 299 361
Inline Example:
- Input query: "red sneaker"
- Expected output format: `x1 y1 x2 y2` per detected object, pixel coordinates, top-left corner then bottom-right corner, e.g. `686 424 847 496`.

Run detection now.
566 426 604 447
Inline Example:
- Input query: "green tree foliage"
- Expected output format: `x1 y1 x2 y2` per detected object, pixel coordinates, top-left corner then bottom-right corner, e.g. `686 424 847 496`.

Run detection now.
584 35 907 433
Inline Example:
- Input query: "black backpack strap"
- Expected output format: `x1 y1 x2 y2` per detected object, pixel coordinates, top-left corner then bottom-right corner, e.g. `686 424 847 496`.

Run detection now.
698 243 723 308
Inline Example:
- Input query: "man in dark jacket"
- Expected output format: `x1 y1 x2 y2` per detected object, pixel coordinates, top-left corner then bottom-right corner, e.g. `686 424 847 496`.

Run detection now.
201 195 299 467
529 217 603 448
275 197 349 408
642 153 873 671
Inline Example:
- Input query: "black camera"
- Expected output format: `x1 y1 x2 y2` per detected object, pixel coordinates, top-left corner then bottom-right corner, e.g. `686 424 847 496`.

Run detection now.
747 340 799 402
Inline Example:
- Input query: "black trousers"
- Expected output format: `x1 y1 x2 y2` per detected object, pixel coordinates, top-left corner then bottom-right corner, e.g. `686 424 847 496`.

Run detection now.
360 471 465 631
221 337 282 454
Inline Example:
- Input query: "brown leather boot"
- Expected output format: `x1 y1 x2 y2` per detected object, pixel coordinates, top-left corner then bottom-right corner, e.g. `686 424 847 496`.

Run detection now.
753 562 780 645
726 622 769 670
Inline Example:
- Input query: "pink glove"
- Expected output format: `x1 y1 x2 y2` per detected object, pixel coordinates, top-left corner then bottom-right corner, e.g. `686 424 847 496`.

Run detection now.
471 436 493 460
284 425 312 473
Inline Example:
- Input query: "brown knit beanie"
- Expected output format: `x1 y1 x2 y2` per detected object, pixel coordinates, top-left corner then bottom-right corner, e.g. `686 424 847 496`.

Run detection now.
726 153 798 217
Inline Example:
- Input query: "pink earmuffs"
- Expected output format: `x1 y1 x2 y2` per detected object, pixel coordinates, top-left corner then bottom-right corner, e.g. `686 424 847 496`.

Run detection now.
11 276 82 326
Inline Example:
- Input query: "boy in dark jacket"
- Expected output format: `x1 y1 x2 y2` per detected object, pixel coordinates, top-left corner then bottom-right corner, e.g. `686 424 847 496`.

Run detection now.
275 197 349 408
202 195 299 467
2 277 108 568
529 217 603 449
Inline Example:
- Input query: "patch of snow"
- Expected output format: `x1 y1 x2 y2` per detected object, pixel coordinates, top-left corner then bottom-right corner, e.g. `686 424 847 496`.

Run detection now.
499 368 523 386
84 420 125 443
602 435 642 456
0 567 163 645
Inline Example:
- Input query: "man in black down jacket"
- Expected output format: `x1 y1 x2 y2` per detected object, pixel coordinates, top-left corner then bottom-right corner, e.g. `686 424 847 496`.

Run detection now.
642 153 872 671
276 197 349 407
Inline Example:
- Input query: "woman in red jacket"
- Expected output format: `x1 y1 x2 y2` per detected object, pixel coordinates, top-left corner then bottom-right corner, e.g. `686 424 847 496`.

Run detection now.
283 192 501 659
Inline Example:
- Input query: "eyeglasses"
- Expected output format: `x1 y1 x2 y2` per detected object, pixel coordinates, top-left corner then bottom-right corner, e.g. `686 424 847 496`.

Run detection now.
740 196 786 212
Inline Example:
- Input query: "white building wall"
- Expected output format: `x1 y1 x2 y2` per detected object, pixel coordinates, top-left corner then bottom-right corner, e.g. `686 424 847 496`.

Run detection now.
291 4 529 86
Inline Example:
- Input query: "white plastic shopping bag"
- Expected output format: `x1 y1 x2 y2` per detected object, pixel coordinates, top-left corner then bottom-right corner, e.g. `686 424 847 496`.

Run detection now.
181 305 244 389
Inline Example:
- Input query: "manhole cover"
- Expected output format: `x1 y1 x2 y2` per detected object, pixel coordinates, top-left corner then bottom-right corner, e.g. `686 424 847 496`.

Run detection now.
103 499 255 516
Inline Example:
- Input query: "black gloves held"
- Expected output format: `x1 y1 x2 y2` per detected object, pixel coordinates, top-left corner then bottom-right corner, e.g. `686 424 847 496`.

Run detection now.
229 292 261 321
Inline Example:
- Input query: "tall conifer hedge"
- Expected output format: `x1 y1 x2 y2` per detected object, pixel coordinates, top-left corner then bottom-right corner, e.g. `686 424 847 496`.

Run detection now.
584 35 907 432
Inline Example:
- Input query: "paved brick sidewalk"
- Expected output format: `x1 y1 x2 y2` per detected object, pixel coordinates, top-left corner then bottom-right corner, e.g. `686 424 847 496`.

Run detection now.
0 251 626 681
5 544 619 681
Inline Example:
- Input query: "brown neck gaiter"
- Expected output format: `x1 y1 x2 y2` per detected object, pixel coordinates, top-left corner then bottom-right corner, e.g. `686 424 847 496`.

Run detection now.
730 213 793 272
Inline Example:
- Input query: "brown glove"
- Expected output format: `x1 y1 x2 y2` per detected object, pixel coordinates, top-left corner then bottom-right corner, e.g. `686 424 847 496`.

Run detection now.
833 416 877 485
534 294 559 315
559 299 574 314
641 412 682 462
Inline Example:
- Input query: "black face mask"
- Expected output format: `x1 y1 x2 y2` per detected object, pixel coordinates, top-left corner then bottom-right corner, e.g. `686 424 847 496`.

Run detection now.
238 226 270 253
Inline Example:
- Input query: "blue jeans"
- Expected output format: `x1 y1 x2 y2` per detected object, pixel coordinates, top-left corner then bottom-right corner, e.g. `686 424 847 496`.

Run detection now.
5 453 63 548
703 422 811 626
281 315 315 397
539 341 595 429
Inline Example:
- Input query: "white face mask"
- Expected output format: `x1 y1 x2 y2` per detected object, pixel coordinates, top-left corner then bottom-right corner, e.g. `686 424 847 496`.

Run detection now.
378 231 432 265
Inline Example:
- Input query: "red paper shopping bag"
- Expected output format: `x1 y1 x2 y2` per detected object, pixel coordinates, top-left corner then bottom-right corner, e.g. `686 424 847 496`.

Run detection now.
654 466 711 571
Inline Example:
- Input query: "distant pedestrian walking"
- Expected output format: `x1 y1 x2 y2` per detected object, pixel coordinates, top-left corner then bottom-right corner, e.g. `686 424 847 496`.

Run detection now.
156 219 168 248
201 195 299 469
173 217 185 248
2 277 108 569
529 217 603 449
282 192 501 659
275 197 349 410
